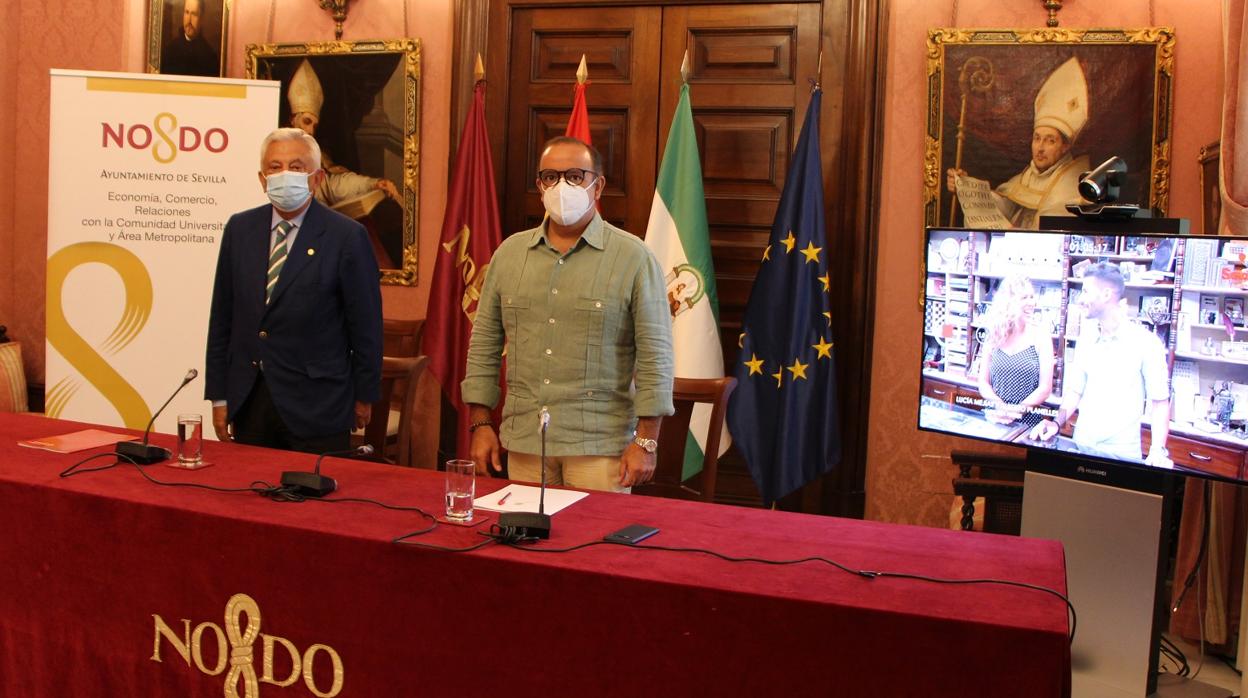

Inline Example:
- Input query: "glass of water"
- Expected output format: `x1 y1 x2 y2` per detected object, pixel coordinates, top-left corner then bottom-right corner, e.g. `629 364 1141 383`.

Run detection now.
175 414 203 467
444 459 476 521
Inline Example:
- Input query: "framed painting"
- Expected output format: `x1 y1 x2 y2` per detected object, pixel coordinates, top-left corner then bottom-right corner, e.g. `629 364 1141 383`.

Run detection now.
246 39 421 286
147 0 230 77
924 28 1175 230
1199 141 1221 235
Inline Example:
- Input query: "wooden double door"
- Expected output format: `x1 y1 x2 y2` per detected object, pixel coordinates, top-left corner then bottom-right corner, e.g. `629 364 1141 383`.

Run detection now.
483 0 880 513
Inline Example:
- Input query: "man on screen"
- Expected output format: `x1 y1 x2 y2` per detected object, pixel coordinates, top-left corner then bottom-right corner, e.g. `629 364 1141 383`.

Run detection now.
1028 262 1172 466
205 127 382 453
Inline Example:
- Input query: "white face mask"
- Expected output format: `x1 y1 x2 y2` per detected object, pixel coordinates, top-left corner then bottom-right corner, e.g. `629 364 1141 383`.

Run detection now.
541 181 594 226
265 170 313 212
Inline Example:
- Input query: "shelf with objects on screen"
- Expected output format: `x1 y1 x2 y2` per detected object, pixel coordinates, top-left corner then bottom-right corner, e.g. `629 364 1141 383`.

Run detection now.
921 228 1248 482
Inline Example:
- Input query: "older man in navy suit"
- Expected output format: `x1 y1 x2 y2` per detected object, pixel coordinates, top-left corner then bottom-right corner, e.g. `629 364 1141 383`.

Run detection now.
205 127 382 453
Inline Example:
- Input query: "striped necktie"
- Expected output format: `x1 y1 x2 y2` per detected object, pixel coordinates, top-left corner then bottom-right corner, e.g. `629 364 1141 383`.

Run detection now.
266 220 292 304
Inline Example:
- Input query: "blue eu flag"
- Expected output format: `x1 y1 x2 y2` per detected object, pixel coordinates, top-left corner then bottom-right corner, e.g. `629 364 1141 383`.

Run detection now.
727 89 841 506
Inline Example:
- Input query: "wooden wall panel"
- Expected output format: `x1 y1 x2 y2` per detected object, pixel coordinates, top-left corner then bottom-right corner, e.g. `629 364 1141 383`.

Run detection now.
503 7 660 237
479 0 885 516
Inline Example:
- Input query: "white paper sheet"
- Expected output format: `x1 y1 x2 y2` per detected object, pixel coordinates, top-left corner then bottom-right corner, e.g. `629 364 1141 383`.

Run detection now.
473 484 589 516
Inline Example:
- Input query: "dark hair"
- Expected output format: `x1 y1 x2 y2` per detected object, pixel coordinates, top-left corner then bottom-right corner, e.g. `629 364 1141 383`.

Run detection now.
1083 261 1125 299
541 136 603 175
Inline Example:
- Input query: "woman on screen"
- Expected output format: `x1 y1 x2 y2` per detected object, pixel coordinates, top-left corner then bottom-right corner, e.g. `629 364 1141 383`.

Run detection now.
977 276 1054 426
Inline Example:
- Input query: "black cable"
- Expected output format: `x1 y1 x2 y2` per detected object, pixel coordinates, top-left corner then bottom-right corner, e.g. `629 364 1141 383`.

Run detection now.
61 450 1078 643
501 537 1078 644
1214 653 1242 677
1158 635 1191 677
1171 480 1212 615
390 528 494 552
60 451 439 529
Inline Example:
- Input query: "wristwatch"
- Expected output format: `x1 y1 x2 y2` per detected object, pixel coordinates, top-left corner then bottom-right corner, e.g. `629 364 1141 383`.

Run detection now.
632 432 658 454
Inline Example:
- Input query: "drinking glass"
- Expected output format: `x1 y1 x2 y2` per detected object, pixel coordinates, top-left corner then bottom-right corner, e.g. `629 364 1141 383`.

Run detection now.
444 459 475 521
175 414 203 467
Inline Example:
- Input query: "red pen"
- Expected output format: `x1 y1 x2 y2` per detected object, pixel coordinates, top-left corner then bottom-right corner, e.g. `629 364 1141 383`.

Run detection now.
498 491 512 505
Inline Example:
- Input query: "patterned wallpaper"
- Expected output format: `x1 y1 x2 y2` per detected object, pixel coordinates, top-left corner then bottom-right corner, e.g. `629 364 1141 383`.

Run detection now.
8 1 128 383
0 0 1227 528
866 0 1224 527
0 0 452 387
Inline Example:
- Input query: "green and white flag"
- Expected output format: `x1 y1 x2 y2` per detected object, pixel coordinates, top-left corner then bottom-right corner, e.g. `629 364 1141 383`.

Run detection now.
644 81 728 480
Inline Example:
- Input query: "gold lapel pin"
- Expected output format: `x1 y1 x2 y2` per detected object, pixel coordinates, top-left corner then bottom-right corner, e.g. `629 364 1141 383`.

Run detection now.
307 248 315 256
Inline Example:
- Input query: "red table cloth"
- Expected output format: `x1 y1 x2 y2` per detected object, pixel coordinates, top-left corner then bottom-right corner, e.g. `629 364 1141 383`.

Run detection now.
0 413 1070 697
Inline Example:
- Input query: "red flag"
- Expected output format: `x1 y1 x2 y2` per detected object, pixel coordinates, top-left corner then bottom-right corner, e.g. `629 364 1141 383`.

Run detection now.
564 80 598 211
421 80 503 459
565 81 592 145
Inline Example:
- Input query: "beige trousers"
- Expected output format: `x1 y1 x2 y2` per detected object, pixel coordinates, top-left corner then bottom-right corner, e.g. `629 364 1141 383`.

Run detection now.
507 452 630 494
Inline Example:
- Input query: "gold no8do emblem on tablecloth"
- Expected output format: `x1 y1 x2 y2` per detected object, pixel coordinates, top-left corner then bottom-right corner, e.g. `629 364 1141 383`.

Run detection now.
151 592 345 697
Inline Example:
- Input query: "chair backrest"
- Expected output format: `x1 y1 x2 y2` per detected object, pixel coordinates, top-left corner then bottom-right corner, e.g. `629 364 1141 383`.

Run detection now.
360 355 429 466
383 318 423 357
634 376 737 503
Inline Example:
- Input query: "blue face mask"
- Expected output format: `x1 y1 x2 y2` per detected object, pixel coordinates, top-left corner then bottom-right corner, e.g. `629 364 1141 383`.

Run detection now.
265 171 313 212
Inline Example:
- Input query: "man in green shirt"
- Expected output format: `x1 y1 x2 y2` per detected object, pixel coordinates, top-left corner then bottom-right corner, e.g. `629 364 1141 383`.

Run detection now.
461 137 674 492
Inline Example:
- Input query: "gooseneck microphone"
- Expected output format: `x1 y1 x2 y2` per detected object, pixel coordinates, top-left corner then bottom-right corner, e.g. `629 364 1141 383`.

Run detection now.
280 444 373 498
116 369 199 464
498 408 552 539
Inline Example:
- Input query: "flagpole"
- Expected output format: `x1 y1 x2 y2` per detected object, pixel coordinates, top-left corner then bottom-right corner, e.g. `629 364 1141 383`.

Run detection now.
576 54 588 86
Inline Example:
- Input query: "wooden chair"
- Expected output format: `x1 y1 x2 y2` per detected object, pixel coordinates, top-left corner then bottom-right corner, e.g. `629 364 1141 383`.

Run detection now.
633 376 737 503
383 318 423 357
355 355 429 467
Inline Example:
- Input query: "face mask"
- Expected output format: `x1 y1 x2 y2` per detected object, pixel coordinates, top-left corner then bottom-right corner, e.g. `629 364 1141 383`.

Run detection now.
265 171 313 212
541 181 594 226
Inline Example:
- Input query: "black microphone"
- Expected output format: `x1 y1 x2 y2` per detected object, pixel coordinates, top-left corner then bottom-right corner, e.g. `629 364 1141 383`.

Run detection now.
498 408 552 539
116 369 198 464
280 444 373 497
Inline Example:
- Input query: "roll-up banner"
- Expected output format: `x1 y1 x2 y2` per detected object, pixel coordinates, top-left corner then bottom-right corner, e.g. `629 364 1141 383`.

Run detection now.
47 69 278 436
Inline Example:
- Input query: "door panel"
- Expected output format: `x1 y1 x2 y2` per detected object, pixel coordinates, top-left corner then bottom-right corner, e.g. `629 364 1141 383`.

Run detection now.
498 2 829 507
505 7 661 237
660 3 821 368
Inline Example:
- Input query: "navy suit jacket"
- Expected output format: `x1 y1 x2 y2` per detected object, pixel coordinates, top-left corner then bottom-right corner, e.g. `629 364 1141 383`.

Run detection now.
205 199 383 438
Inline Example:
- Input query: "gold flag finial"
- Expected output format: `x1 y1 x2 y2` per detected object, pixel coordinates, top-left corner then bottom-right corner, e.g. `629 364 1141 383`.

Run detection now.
473 53 485 82
576 54 589 85
680 49 690 83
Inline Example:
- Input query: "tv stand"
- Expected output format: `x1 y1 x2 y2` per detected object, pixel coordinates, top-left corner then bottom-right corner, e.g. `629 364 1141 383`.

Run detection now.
1021 463 1230 697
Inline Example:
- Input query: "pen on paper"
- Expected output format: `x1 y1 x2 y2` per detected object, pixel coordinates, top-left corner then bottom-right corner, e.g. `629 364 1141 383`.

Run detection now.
498 491 512 505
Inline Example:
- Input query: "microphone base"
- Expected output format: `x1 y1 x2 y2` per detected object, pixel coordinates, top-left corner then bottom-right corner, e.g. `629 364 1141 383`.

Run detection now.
116 441 171 465
497 512 551 539
280 471 338 498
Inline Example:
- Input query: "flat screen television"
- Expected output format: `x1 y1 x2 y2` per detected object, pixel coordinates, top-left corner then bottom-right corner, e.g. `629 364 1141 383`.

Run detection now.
919 226 1248 486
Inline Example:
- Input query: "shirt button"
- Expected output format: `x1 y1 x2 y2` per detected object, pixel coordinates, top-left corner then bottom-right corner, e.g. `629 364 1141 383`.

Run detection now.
558 259 565 265
587 390 594 397
543 378 551 385
551 288 558 295
545 348 552 355
595 302 602 308
258 330 268 339
548 318 555 324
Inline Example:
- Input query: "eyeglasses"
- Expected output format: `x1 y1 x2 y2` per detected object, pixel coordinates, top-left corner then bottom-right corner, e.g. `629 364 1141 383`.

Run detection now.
537 168 598 187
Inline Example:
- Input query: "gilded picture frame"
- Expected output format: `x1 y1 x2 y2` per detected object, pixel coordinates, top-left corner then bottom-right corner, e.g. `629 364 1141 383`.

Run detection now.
246 39 421 286
147 0 231 77
1199 141 1221 235
924 28 1175 231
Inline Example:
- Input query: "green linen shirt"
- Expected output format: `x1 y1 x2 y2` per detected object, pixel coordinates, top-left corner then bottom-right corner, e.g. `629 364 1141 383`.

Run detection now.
461 213 674 456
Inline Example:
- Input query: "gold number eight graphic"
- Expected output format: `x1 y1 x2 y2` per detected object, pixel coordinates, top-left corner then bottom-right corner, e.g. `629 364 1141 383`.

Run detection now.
46 242 154 429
